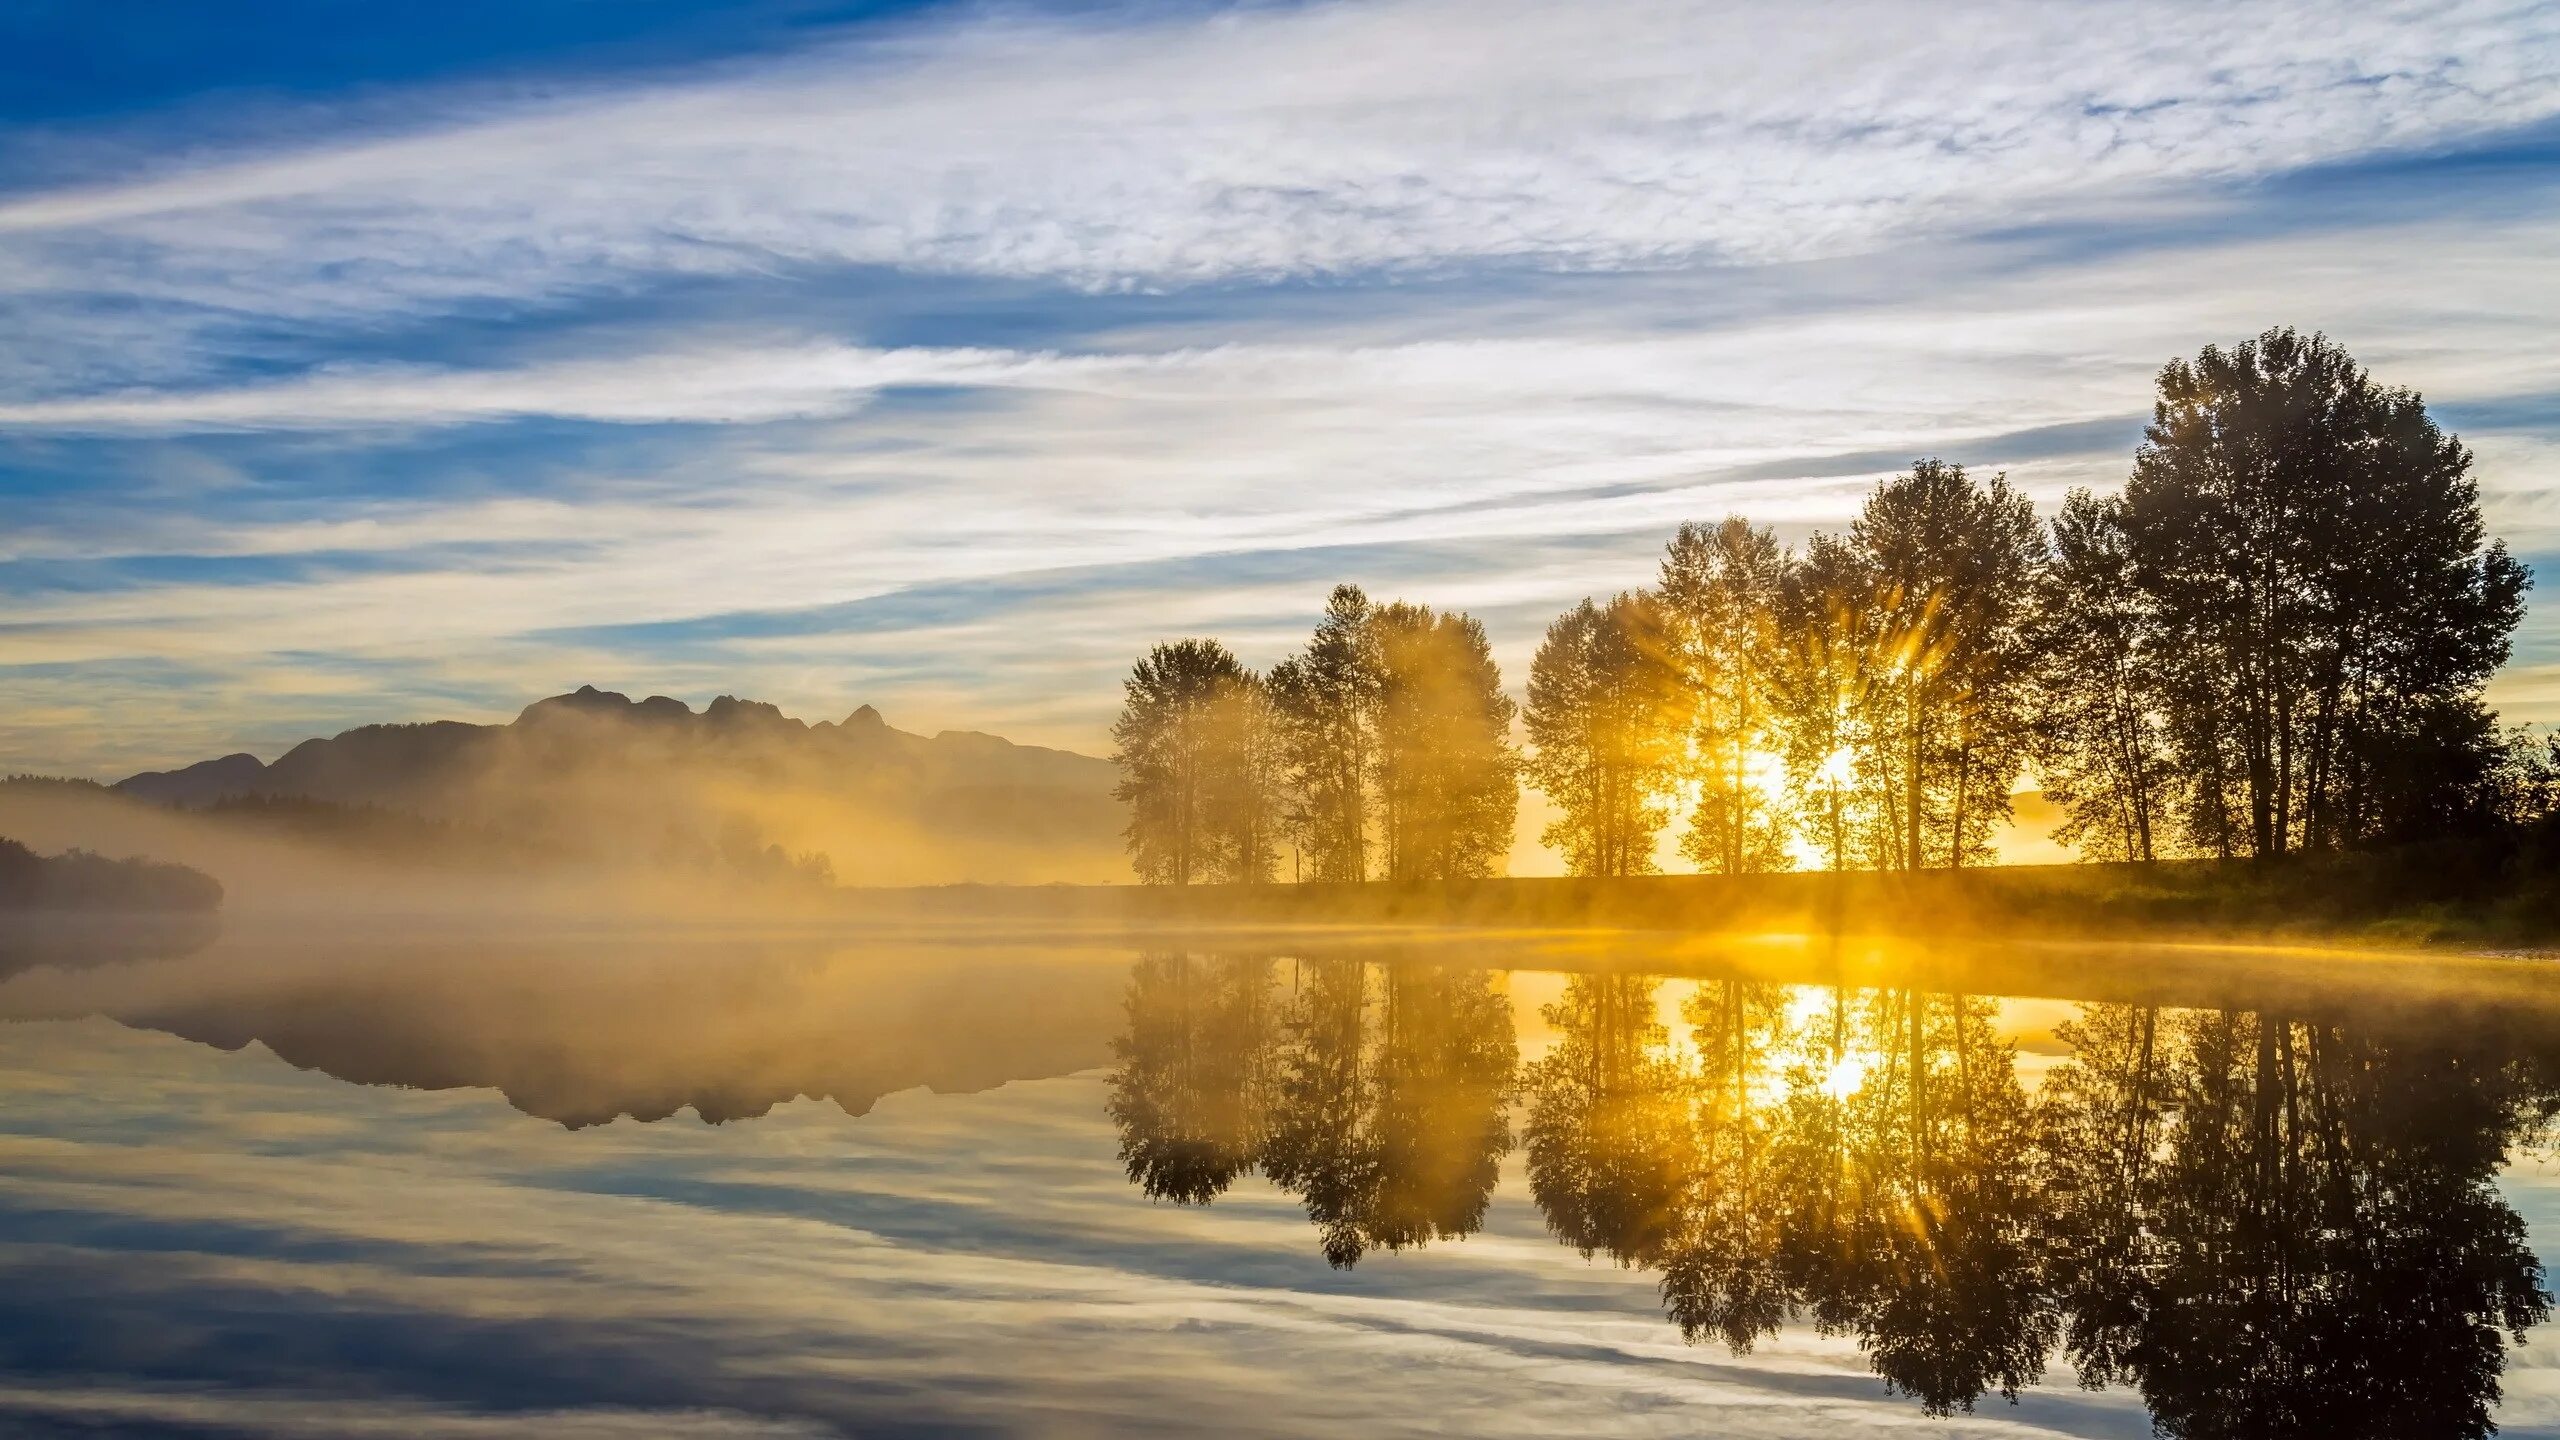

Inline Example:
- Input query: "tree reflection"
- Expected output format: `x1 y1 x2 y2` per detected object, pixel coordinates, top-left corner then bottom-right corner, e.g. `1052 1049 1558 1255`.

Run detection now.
1262 960 1517 1266
1105 957 2558 1432
1522 974 1697 1266
1659 978 1790 1352
2042 1005 2553 1439
1107 953 1516 1266
1106 952 1276 1203
1774 988 2057 1414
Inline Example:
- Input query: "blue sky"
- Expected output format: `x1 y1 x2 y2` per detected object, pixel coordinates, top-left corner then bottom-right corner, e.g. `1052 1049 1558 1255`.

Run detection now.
5 0 2560 777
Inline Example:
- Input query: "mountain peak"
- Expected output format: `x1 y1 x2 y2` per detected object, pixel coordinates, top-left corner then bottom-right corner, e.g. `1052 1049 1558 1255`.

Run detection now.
846 703 886 728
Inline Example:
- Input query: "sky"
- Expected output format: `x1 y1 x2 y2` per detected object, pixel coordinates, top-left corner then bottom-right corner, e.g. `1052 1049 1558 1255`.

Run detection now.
5 0 2560 778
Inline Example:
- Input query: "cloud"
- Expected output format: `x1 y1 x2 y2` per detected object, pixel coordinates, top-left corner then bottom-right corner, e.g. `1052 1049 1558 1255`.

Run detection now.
1 0 2556 373
0 1013 2160 1438
3 0 2559 775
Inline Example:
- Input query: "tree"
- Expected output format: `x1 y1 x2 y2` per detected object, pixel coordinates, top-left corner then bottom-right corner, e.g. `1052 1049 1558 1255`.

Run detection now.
1269 585 1381 881
2029 490 2177 862
1762 535 1888 870
1658 518 1794 874
1370 603 1521 882
1525 592 1684 876
2123 328 2529 857
1849 459 2043 870
1110 639 1277 884
1207 672 1287 882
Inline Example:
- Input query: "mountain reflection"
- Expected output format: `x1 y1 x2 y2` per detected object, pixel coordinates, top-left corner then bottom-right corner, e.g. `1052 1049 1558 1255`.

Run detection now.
1109 957 2558 1434
0 933 1130 1126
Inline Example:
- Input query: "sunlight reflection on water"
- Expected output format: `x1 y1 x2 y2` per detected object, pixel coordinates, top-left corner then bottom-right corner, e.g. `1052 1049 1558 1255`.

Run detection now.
2 927 2557 1438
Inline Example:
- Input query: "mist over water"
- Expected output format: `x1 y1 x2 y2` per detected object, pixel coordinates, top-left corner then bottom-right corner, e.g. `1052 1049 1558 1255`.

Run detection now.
6 924 2560 1438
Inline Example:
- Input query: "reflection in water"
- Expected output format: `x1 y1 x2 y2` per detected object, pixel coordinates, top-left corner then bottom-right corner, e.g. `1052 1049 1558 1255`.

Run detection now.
1523 974 1694 1267
0 932 1130 1126
1111 957 2559 1434
2045 1005 2554 1439
1111 953 1516 1266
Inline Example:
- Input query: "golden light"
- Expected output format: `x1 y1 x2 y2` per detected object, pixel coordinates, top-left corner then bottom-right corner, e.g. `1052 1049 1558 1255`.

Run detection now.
1741 746 1790 806
1819 1053 1870 1100
1813 745 1855 789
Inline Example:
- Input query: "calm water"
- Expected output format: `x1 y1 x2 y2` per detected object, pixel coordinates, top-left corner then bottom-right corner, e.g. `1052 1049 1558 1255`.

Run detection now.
6 926 2560 1438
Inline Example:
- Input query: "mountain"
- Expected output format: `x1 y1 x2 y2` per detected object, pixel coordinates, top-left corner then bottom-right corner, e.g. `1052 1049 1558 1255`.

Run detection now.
109 687 1128 886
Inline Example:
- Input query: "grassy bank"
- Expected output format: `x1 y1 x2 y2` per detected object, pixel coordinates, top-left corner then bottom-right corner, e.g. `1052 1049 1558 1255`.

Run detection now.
867 838 2560 951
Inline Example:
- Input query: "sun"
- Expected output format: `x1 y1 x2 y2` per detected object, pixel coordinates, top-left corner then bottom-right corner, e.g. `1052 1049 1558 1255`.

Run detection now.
1819 1054 1871 1100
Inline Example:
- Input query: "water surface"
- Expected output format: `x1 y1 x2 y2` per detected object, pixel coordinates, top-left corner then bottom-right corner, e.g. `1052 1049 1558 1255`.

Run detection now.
6 926 2560 1437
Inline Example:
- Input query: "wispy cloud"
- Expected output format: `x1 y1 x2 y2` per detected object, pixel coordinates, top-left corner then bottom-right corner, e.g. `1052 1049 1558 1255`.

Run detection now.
1 0 2558 774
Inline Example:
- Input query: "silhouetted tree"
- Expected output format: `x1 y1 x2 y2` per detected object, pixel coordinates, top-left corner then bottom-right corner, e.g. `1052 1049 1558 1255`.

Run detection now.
1270 586 1381 881
1111 639 1279 883
1763 535 1889 869
1658 518 1794 874
1850 460 2043 870
2123 328 2529 857
1525 593 1684 876
2029 491 2177 861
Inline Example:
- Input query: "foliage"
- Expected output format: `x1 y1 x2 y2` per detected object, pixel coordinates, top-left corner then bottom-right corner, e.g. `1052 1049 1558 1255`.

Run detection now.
1109 638 1281 884
1523 593 1685 876
1109 329 2538 879
2123 327 2529 857
1657 518 1793 874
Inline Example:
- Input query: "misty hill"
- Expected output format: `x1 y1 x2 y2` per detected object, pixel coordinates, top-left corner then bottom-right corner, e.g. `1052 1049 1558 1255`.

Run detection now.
111 687 1126 887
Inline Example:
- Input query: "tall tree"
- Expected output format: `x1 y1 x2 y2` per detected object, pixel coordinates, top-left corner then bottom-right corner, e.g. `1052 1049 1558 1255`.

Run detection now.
1850 459 2043 870
1208 672 1288 882
1110 639 1277 884
1269 585 1381 881
1525 592 1685 876
2029 490 2177 862
1370 603 1521 882
2123 328 2529 856
1658 517 1793 874
1763 535 1889 870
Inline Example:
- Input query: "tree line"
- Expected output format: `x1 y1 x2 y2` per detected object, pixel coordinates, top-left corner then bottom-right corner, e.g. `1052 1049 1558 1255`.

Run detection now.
1113 328 2537 880
1109 953 2557 1431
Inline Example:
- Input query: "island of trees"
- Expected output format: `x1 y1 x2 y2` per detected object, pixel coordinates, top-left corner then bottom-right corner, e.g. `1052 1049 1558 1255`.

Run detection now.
1113 328 2546 885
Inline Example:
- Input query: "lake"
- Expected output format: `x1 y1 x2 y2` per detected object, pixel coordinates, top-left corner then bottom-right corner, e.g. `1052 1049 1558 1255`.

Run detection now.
5 924 2559 1438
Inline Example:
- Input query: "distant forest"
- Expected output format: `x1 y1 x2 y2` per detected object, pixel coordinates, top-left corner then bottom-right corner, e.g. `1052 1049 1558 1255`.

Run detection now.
0 835 222 912
1112 328 2551 883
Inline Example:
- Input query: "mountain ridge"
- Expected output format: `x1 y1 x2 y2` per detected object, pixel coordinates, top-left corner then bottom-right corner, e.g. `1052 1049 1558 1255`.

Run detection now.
109 686 1126 887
